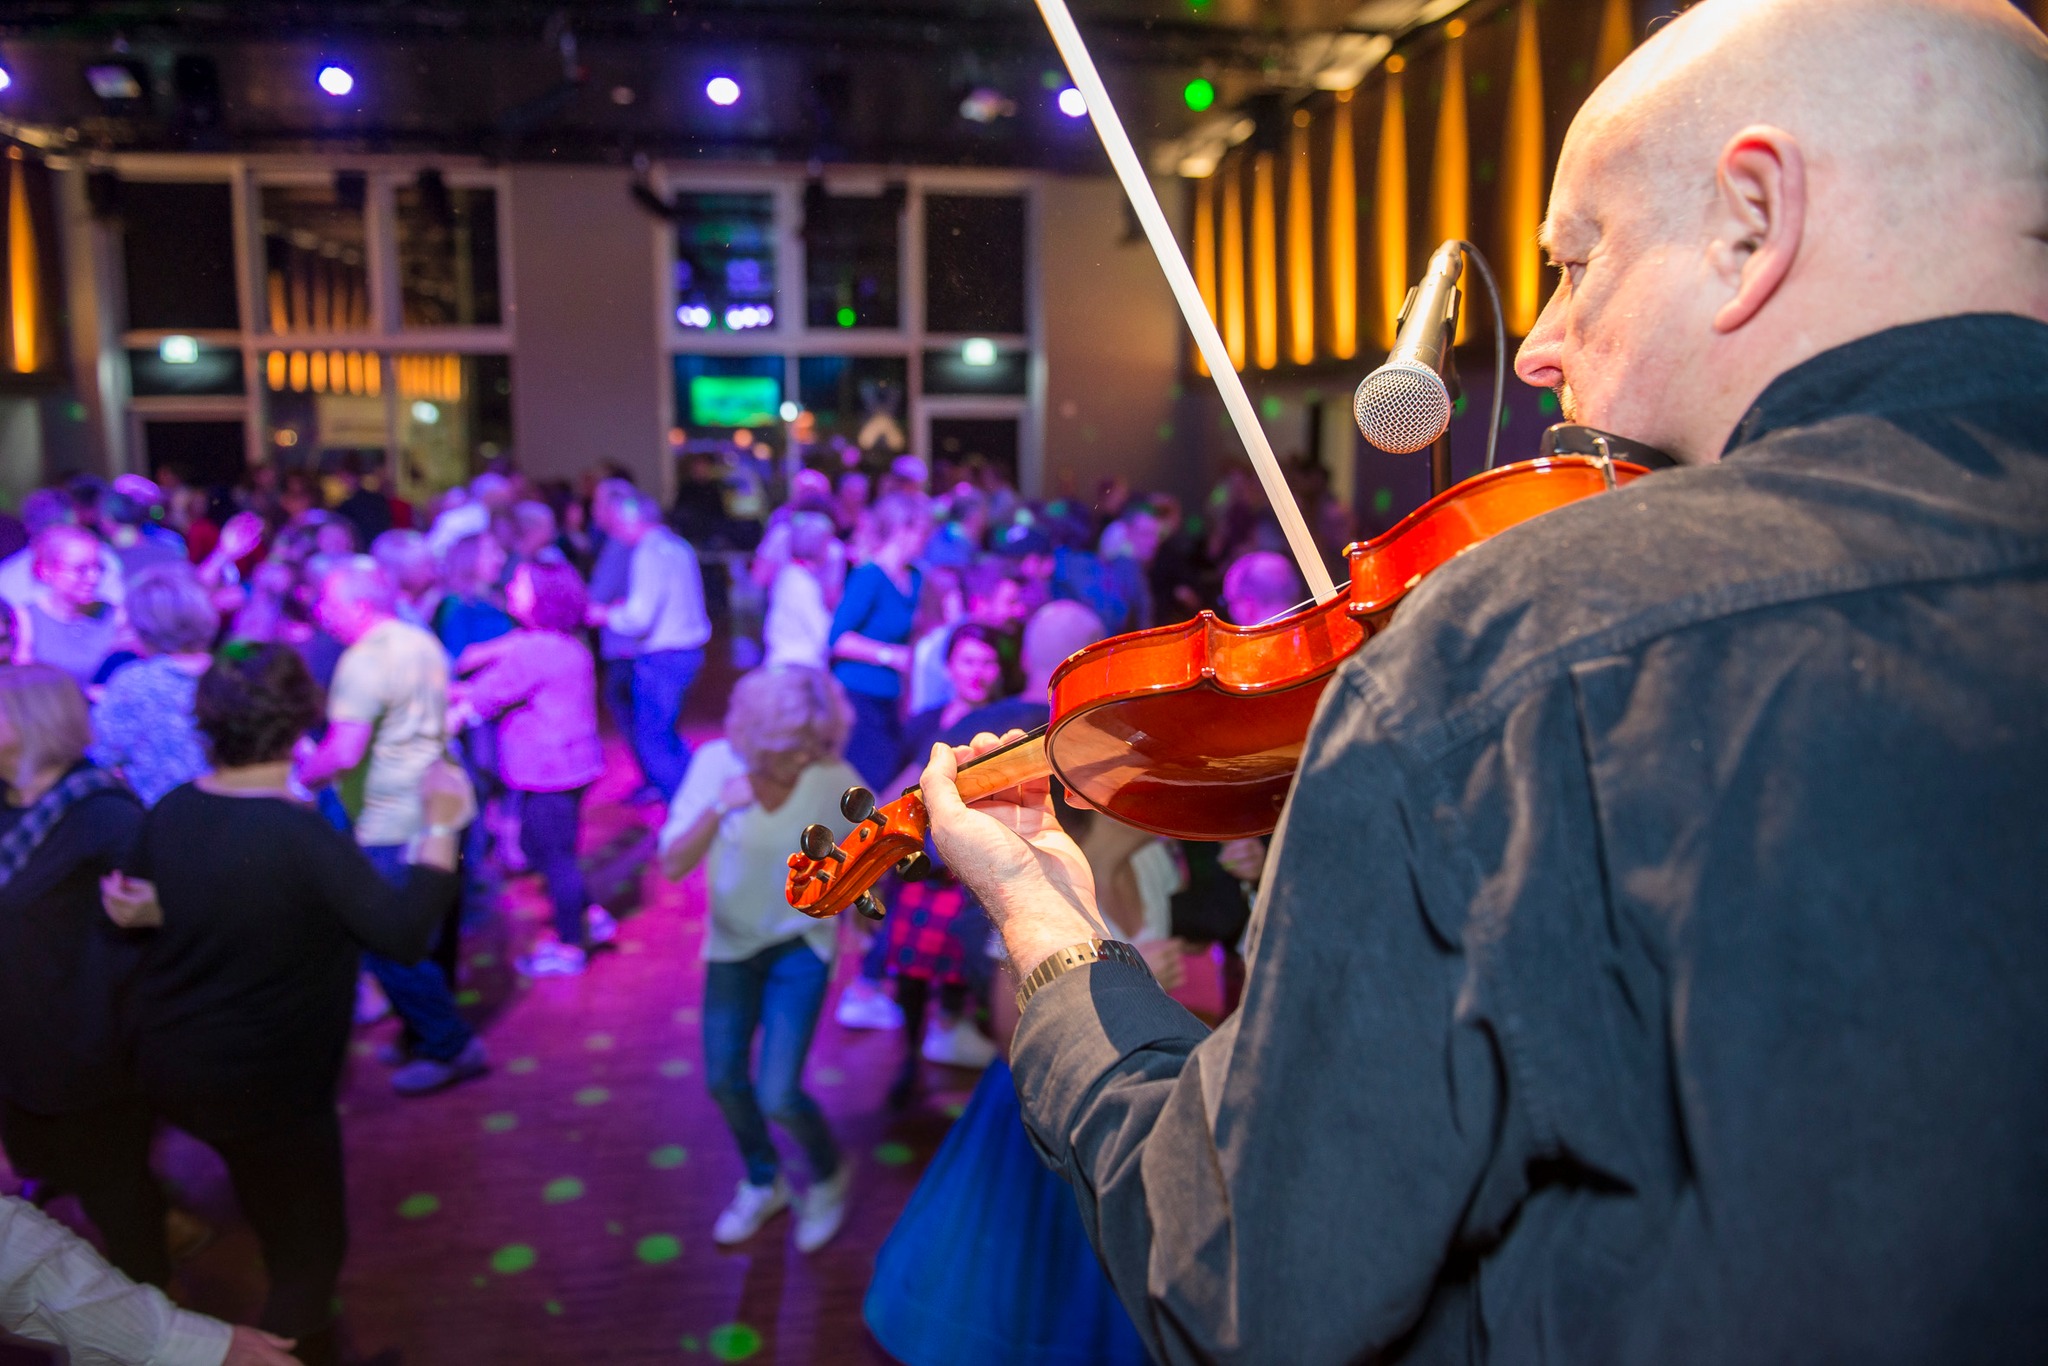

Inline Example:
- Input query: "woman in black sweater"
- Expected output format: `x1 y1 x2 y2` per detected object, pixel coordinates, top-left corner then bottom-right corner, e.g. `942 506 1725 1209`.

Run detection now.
104 644 471 1366
0 665 161 1285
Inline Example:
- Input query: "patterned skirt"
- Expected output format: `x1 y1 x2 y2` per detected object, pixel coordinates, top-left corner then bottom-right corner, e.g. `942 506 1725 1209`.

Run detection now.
881 876 986 987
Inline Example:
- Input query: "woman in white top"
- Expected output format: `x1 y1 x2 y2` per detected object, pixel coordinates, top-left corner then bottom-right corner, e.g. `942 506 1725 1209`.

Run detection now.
761 512 841 670
658 665 861 1255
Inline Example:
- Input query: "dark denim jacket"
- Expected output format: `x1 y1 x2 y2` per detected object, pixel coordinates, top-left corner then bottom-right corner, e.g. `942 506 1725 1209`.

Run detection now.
1012 314 2048 1364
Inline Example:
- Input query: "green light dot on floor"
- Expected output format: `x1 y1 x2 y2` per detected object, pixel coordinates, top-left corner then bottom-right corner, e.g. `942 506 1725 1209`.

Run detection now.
835 306 856 328
542 1176 586 1204
648 1145 688 1169
397 1193 440 1219
455 988 481 1007
490 1244 537 1275
1372 487 1395 515
707 1322 764 1361
481 1112 519 1134
544 1299 563 1316
658 1058 692 1078
605 1220 623 1236
584 1033 614 1051
679 1335 701 1352
573 1086 610 1107
470 951 496 969
873 1141 915 1167
507 1056 538 1075
941 1101 966 1119
635 1233 682 1265
472 1275 487 1289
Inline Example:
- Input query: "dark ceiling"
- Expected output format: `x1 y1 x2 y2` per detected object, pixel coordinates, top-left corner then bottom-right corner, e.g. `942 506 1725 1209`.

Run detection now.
0 1 1442 167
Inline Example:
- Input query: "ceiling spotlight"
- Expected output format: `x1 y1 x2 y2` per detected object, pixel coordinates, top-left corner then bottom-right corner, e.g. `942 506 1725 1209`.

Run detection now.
411 400 440 425
778 401 801 422
158 335 199 365
961 338 998 367
1057 86 1087 118
317 65 354 97
705 75 740 107
0 67 13 95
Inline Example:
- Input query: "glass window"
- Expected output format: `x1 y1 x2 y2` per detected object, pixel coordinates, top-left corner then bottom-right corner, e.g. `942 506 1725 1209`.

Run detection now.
672 193 777 334
922 343 1027 396
259 182 370 334
924 194 1027 335
395 353 511 496
804 188 901 330
128 344 245 397
395 179 502 328
120 180 239 330
259 347 385 473
674 354 784 430
798 354 909 453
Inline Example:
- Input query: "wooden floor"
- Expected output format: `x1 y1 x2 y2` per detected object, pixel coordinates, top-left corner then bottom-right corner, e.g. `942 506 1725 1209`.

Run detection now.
3 724 982 1365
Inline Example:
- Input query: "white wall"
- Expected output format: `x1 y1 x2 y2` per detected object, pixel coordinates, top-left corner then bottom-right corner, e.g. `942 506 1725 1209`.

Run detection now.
506 166 667 492
1036 174 1190 502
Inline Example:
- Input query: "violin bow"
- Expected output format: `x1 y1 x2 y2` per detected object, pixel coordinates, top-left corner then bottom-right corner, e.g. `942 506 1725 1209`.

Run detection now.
1032 0 1339 606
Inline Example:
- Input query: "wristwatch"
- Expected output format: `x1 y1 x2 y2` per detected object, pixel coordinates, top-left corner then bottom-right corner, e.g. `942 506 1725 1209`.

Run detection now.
1014 937 1152 1014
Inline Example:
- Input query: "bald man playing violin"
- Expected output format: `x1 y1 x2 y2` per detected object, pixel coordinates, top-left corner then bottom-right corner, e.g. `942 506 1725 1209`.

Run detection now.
919 2 2048 1361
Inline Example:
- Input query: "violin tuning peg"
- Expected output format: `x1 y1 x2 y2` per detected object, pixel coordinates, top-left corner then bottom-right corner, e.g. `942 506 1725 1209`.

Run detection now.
855 892 886 922
800 823 835 861
893 851 931 880
840 786 877 823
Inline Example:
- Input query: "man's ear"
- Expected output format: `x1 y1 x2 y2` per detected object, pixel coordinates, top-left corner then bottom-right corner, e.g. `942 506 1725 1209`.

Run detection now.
1710 125 1806 333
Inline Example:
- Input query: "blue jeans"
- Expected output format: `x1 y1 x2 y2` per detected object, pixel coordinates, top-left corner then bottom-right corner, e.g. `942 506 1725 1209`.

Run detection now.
520 787 589 947
601 657 639 777
631 647 703 801
362 844 476 1063
702 939 840 1187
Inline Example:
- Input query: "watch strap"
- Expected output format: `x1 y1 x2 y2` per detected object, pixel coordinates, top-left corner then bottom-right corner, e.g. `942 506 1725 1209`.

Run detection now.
1014 937 1151 1014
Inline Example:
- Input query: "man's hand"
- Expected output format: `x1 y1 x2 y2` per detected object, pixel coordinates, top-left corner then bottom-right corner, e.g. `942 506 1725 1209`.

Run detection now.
222 1326 301 1365
717 773 755 814
215 512 267 563
100 873 162 929
1137 936 1190 992
419 760 478 831
920 732 1106 978
1217 836 1267 884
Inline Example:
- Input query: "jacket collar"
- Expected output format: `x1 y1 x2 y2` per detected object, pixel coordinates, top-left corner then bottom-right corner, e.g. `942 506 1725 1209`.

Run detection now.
1723 313 2048 457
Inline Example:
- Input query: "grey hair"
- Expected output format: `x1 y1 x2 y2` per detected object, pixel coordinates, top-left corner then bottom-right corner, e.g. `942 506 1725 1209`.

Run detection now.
723 665 851 772
126 564 221 655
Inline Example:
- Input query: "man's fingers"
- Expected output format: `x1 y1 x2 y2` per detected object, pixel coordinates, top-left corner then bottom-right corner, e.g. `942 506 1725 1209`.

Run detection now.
920 742 967 824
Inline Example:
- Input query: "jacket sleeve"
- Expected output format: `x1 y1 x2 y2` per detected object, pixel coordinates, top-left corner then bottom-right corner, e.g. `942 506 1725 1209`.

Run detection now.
828 565 877 643
1008 668 1516 1363
305 816 458 963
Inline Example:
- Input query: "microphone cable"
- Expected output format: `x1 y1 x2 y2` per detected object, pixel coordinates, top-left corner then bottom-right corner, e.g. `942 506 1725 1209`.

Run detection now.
1450 240 1508 472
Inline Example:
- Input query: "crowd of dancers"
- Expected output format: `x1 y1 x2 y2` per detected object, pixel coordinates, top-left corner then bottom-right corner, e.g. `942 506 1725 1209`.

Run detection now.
0 447 1341 1366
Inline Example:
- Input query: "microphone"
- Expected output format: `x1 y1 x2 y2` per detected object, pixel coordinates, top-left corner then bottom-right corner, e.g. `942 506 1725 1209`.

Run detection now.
1353 240 1465 454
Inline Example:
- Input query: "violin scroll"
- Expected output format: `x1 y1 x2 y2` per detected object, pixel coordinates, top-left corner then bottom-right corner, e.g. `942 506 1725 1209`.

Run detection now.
784 785 931 920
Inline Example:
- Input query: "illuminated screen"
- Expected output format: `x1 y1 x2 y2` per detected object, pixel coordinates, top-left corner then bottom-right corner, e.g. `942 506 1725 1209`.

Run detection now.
688 375 780 428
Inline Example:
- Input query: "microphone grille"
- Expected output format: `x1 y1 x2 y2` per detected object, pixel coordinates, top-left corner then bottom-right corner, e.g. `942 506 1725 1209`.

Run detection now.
1352 362 1453 455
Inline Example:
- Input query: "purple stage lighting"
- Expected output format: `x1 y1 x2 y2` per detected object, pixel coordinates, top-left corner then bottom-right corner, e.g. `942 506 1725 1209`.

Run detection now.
317 65 354 97
1057 86 1087 118
705 76 740 107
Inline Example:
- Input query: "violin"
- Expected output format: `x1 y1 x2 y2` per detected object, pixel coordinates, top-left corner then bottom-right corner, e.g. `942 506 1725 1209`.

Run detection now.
784 452 1647 921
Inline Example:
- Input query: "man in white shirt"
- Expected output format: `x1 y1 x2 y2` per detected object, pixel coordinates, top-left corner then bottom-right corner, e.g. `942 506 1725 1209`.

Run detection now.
0 1195 298 1365
295 558 486 1096
588 493 711 802
0 488 125 614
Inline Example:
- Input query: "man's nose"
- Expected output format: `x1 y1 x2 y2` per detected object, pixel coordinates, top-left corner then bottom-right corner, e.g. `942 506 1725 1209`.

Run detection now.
1515 292 1565 390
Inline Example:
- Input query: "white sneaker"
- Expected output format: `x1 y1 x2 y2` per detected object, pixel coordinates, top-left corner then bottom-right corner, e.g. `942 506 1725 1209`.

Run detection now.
921 1015 998 1069
833 978 903 1031
517 940 587 978
793 1164 852 1253
713 1177 790 1245
585 906 619 946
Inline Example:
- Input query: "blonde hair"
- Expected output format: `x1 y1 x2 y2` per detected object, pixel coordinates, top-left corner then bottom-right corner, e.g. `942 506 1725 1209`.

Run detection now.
0 665 92 789
723 665 850 772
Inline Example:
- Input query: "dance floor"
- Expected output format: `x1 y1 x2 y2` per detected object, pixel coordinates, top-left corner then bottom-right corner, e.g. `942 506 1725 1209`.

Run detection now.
1 716 974 1364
